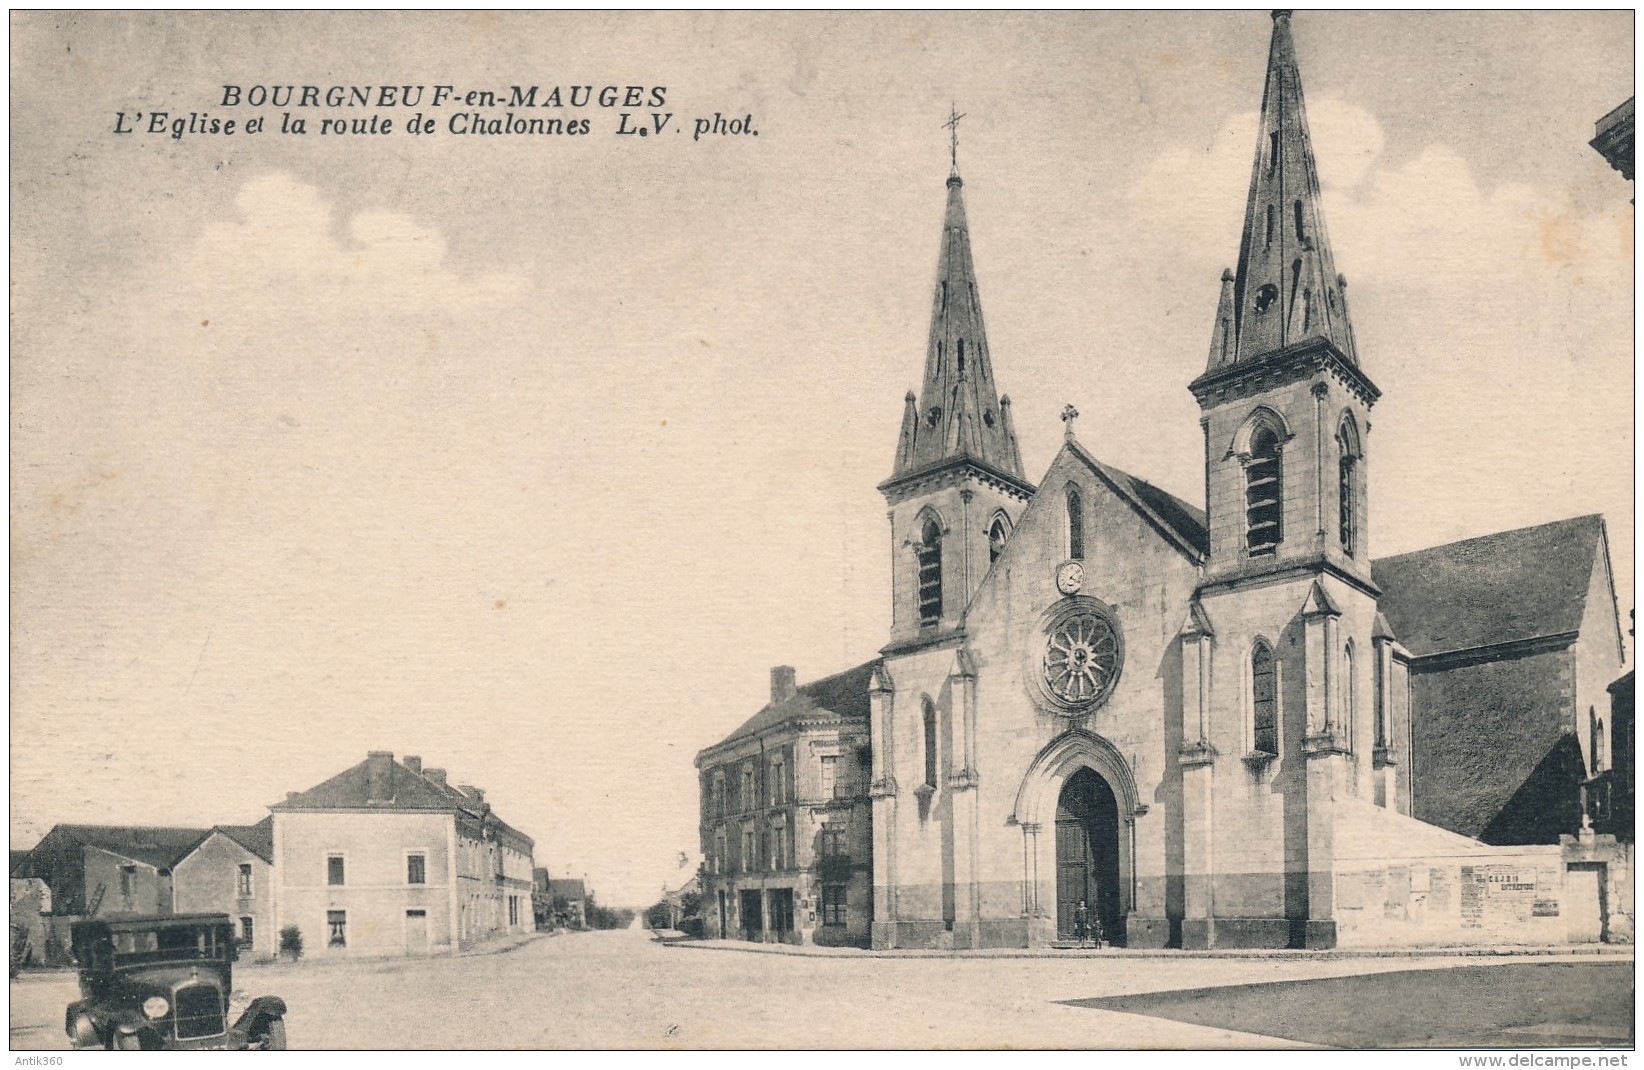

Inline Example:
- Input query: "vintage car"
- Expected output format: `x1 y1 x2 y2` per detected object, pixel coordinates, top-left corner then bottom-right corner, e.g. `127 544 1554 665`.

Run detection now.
63 913 287 1050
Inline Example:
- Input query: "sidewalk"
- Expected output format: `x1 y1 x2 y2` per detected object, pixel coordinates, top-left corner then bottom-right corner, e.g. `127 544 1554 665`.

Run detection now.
666 936 1633 961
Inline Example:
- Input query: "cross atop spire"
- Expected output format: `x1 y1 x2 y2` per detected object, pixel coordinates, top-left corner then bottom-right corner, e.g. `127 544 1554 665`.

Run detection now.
943 104 966 177
1203 10 1360 373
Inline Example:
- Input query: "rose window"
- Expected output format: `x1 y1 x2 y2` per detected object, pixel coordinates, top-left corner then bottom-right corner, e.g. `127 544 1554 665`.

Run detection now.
1039 606 1122 712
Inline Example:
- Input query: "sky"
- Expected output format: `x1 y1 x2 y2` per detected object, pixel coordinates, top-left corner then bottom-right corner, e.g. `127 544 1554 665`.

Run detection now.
9 11 1634 907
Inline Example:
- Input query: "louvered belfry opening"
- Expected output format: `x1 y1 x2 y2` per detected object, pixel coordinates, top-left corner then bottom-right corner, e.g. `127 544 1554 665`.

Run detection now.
917 518 943 625
1245 427 1283 556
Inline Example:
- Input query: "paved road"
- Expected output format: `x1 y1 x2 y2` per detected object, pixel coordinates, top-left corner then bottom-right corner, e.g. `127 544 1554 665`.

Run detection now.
9 927 1631 1049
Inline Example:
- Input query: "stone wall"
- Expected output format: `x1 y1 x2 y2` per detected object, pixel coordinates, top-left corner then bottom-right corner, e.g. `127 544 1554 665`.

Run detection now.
1332 796 1565 946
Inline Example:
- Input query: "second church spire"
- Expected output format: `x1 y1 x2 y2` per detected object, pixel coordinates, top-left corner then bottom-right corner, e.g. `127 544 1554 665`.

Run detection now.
1208 10 1360 372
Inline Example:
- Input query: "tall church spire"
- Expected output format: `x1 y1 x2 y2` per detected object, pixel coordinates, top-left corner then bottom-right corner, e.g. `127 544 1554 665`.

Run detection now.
1209 10 1359 372
890 165 1025 482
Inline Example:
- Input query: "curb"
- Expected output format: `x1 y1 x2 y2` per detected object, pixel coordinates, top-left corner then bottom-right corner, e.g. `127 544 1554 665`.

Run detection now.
663 940 1634 962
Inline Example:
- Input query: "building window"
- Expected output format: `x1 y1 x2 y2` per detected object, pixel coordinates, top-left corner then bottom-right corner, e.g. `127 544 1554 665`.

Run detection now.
239 916 254 947
819 754 837 799
769 757 786 806
1340 643 1355 749
713 828 727 875
741 767 754 813
713 772 726 817
1245 426 1283 557
407 853 427 885
237 863 253 898
1252 641 1278 756
923 698 939 789
327 854 345 886
1066 485 1085 560
917 517 943 626
741 825 758 873
327 910 347 948
118 865 136 904
821 824 847 860
1338 417 1361 557
509 897 519 927
821 883 848 926
769 819 789 871
988 513 1011 563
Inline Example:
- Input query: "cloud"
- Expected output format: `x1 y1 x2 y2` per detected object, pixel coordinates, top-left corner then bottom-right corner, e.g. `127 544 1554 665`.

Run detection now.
185 173 528 317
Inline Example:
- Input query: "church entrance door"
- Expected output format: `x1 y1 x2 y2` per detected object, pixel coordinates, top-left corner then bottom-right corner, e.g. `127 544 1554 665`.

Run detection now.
1055 767 1121 943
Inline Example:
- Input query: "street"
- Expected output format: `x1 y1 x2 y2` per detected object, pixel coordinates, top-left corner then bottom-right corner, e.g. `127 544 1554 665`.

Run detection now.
9 925 1632 1049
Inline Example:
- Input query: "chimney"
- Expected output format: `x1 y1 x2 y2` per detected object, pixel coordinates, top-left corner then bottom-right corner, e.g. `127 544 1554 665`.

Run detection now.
771 665 797 705
285 792 300 804
459 785 486 804
425 767 447 788
404 755 422 775
366 750 394 802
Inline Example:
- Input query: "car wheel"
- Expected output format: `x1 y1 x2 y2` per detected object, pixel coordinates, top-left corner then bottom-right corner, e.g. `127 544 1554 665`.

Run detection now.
260 1020 287 1051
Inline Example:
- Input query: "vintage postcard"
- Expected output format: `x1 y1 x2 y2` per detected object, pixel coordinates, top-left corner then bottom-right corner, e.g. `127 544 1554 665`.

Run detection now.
9 9 1634 1053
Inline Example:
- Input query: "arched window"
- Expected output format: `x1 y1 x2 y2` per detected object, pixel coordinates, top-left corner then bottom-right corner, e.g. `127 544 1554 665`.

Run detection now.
1340 643 1356 748
988 512 1011 563
1337 417 1361 557
922 699 939 789
1245 426 1283 557
917 517 943 626
1251 641 1278 755
1066 485 1085 560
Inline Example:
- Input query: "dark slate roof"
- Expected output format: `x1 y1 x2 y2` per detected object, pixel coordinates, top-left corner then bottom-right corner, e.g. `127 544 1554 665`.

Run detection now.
1108 464 1210 558
707 658 879 752
53 825 211 870
211 817 274 863
276 756 460 811
274 756 532 846
1373 515 1606 658
1067 441 1209 559
10 850 32 877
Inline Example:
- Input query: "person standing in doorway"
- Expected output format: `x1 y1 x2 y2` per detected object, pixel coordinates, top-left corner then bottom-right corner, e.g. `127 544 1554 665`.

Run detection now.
1074 900 1090 948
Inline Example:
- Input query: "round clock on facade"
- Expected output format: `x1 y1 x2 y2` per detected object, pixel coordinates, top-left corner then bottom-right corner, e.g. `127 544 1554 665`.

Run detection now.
1055 560 1085 595
1030 597 1124 715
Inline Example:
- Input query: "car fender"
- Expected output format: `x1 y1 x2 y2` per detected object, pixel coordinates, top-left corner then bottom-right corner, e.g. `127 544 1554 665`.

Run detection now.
226 995 286 1048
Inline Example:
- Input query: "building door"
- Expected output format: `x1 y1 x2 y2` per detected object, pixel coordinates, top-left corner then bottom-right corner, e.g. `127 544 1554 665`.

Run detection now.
405 909 429 955
768 888 794 940
1055 768 1122 943
738 889 763 941
1565 863 1606 943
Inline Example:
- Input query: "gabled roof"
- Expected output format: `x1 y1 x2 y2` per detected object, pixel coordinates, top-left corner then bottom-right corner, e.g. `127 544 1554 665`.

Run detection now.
1373 515 1608 658
208 817 274 864
47 825 210 871
1066 440 1209 560
703 658 879 755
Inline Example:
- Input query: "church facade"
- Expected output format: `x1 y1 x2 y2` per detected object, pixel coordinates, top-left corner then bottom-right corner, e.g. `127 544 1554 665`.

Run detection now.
698 11 1626 951
861 11 1624 950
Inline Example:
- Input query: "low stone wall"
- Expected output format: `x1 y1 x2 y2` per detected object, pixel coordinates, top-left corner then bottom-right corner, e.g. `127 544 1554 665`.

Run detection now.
1331 797 1566 947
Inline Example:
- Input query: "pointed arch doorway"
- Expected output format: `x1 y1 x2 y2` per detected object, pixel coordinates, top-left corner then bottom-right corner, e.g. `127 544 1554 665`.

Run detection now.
1055 767 1122 943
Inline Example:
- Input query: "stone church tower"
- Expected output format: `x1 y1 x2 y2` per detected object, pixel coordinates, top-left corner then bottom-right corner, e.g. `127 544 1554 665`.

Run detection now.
1184 9 1393 948
879 166 1034 647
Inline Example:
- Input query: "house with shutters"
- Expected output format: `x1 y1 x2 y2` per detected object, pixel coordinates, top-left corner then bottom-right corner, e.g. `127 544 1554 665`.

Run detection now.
270 751 536 957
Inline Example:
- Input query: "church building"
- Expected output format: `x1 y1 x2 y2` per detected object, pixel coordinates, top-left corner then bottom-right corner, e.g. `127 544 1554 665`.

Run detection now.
699 11 1627 951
